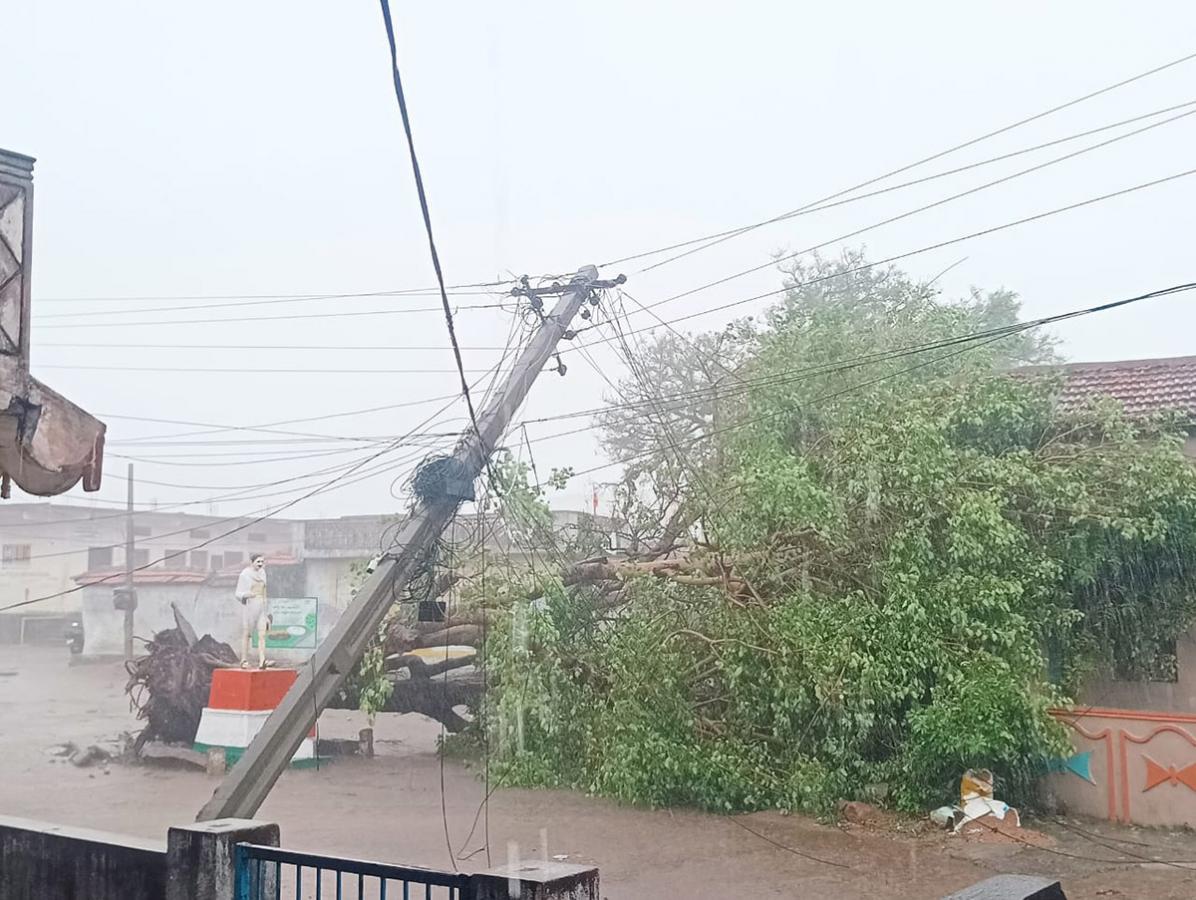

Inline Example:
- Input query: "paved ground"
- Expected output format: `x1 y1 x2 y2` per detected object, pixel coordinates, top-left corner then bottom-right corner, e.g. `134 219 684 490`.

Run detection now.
3 644 1196 899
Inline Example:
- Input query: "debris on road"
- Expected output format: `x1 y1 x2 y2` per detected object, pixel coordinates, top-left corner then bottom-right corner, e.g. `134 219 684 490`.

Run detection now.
930 806 955 829
839 800 888 827
69 744 110 768
139 741 209 770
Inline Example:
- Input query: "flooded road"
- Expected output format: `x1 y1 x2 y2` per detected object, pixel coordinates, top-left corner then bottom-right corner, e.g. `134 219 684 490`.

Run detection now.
3 645 1194 899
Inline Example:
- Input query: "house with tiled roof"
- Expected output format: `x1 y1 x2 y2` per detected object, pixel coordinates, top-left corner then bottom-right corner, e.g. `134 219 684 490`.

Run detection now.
1026 355 1196 828
1023 354 1196 451
1042 355 1196 420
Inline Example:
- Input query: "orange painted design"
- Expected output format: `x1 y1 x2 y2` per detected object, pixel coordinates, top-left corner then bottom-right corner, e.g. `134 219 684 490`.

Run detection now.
1118 724 1196 822
1053 709 1196 823
209 668 299 711
1143 756 1196 792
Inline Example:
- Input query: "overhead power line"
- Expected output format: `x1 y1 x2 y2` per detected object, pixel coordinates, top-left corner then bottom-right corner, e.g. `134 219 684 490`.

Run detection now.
559 284 1196 487
640 113 1196 311
107 316 520 446
33 104 1196 348
38 342 515 352
0 393 469 603
67 165 1194 461
37 365 501 375
600 48 1196 269
5 371 506 525
32 301 507 330
14 282 1188 540
575 166 1196 342
638 99 1196 274
44 96 1186 351
109 446 398 465
8 335 526 526
34 287 509 319
518 281 1196 430
104 436 409 448
99 410 456 444
35 281 512 304
377 0 486 464
3 433 448 530
113 391 469 444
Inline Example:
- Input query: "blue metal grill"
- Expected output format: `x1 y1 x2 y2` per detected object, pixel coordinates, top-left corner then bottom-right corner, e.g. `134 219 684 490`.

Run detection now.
235 844 474 900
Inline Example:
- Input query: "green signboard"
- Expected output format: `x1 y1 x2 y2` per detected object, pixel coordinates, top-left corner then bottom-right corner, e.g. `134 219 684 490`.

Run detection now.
251 597 319 649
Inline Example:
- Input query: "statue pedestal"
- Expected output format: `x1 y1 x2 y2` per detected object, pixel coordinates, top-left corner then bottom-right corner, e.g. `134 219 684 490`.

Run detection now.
194 667 317 767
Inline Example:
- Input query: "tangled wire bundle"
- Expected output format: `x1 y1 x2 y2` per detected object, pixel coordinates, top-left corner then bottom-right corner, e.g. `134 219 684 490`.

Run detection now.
124 620 237 751
410 455 475 503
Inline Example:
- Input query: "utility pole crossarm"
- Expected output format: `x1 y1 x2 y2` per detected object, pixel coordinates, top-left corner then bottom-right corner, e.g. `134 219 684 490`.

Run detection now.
197 264 605 821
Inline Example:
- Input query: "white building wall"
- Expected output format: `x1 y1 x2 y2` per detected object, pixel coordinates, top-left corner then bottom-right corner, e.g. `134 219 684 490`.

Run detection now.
302 558 360 612
82 581 343 662
0 503 296 629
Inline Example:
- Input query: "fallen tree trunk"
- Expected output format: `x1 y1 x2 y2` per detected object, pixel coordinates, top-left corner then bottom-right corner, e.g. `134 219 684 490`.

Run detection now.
415 624 483 649
384 669 484 732
384 653 475 678
330 662 484 732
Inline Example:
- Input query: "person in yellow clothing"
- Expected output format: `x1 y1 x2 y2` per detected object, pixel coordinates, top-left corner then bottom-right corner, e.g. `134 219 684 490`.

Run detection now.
235 554 269 668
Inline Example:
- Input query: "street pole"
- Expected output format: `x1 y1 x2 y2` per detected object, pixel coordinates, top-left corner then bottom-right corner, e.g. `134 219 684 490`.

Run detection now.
198 265 611 821
124 462 134 660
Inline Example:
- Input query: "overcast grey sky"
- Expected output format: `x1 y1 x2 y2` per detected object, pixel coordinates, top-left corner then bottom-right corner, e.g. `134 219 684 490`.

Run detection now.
3 2 1195 520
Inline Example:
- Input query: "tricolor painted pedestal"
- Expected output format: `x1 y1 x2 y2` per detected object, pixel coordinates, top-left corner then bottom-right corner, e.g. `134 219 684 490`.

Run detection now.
194 668 316 767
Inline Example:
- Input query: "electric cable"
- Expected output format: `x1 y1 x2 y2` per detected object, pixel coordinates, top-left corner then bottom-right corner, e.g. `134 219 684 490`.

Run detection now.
631 124 1196 313
377 0 487 480
600 48 1196 269
636 100 1196 273
575 167 1196 341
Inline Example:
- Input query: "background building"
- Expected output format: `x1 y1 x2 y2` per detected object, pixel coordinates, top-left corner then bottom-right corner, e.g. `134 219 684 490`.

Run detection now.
0 502 295 642
0 502 615 647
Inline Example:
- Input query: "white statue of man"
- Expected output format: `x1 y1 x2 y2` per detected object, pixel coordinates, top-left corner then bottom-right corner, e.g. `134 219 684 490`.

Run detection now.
235 553 269 668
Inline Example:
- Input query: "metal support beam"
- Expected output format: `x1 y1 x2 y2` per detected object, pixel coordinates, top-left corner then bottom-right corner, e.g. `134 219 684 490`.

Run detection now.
197 265 604 821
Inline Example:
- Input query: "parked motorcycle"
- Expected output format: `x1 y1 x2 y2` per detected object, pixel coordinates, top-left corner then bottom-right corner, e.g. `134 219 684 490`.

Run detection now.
64 619 84 655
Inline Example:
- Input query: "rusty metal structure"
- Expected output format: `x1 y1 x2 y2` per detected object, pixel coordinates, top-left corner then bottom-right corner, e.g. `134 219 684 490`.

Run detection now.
0 148 104 496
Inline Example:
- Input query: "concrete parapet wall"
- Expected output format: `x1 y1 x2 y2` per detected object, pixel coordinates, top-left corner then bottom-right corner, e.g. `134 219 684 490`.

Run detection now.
0 813 595 900
0 814 167 900
1047 706 1196 826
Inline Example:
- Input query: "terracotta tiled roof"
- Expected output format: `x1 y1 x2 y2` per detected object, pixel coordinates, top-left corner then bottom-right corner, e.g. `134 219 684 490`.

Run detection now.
1020 355 1196 419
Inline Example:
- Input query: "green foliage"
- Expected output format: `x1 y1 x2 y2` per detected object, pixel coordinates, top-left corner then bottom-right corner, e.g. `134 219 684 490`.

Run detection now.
488 452 608 561
356 631 393 727
342 558 394 726
477 251 1196 814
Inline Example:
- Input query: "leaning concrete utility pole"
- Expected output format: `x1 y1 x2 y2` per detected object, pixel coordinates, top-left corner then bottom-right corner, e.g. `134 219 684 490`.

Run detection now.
198 265 616 820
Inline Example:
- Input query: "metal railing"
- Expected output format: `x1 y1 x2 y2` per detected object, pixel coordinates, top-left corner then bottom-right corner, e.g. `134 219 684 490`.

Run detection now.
235 844 473 900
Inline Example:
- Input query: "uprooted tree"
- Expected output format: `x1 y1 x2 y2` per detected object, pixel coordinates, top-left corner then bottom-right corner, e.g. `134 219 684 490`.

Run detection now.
457 251 1196 813
125 605 238 751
